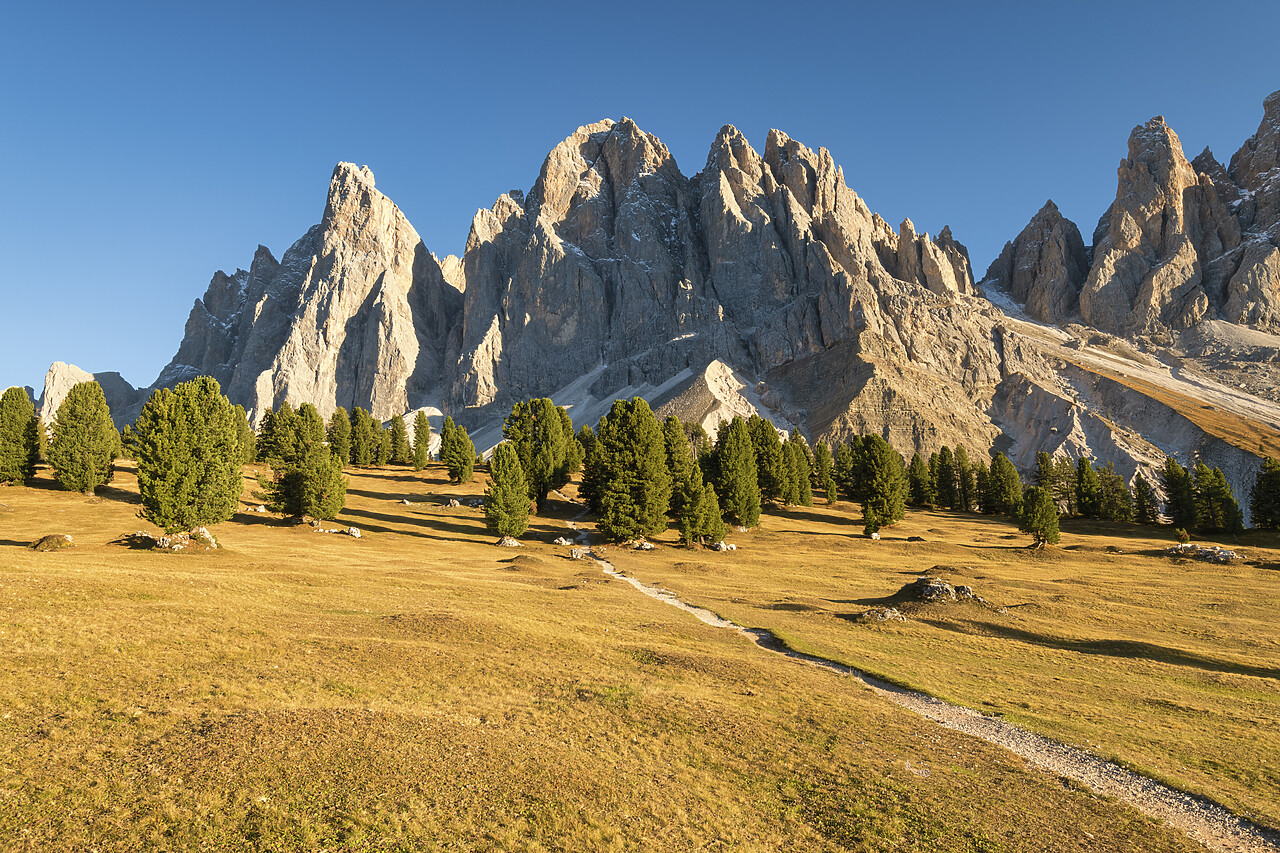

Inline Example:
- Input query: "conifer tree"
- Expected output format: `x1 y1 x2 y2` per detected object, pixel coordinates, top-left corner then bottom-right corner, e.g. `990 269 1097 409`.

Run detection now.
1250 458 1280 530
1053 456 1077 515
935 446 958 510
412 411 432 471
1160 458 1196 530
296 404 326 457
440 416 475 483
675 462 726 546
387 415 411 465
1019 485 1060 546
376 424 391 466
1034 452 1054 491
712 416 761 528
746 415 786 503
256 408 278 462
134 377 244 533
907 452 934 507
834 441 857 503
812 441 833 492
824 471 838 505
954 446 976 512
596 398 672 541
683 420 711 459
0 387 38 484
327 407 352 465
48 381 117 493
663 415 695 517
269 402 300 463
348 408 377 466
975 464 995 514
861 434 906 527
260 436 346 521
485 442 530 538
1097 463 1134 522
559 408 584 478
504 398 572 510
783 433 813 507
579 422 606 513
1133 473 1160 524
1075 457 1102 519
989 452 1023 518
233 404 256 464
1193 462 1244 534
863 505 879 537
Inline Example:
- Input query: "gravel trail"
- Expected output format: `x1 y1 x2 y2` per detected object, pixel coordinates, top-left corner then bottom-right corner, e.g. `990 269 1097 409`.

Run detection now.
585 546 1280 853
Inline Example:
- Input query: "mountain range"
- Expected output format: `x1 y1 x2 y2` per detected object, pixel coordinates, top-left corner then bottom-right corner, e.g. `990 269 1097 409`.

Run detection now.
33 91 1280 520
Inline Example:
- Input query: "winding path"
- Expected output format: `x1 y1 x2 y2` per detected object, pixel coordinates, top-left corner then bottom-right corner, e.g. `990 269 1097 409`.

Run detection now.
577 533 1280 853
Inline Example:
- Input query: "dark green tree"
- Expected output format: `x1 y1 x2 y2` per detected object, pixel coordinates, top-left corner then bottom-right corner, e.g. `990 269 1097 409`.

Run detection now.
0 387 38 484
559 408 584 479
1097 463 1133 522
711 416 760 528
412 411 432 471
1160 458 1196 530
954 446 976 512
268 402 300 463
134 377 244 534
504 398 572 510
388 415 412 465
783 433 813 507
1075 457 1102 519
812 441 833 493
48 381 117 493
375 424 391 466
863 505 879 537
989 452 1023 518
232 404 256 464
1250 458 1280 530
834 441 858 503
746 415 786 503
579 422 606 513
260 441 346 521
675 462 726 547
663 415 695 517
296 404 326 456
1133 473 1159 524
907 452 934 507
255 408 277 462
484 442 530 538
1019 485 1060 546
935 446 958 510
327 407 352 465
975 464 995 514
440 416 476 483
1193 462 1244 534
595 398 672 541
860 434 906 527
349 408 378 466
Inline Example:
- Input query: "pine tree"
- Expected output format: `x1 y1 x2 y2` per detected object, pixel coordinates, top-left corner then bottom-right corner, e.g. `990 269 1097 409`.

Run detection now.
440 416 475 483
579 422 605 513
1075 457 1102 519
824 472 838 505
907 452 934 507
348 408 377 466
412 411 432 471
675 462 726 546
863 505 879 537
954 446 976 512
1193 463 1244 534
1097 463 1134 522
269 402 300 463
485 442 530 538
711 416 761 528
746 415 786 503
595 398 672 541
296 404 326 459
935 446 958 510
1019 485 1060 546
784 434 813 507
134 377 244 534
260 437 346 521
388 415 412 465
375 424 391 466
989 452 1023 518
834 441 858 503
663 415 695 517
327 407 352 465
559 408 584 479
1250 458 1280 530
0 387 38 484
861 435 906 527
1053 456 1077 515
812 441 833 493
504 398 572 510
48 381 117 493
1034 452 1054 491
233 404 256 464
1133 473 1159 524
975 464 994 514
1160 458 1196 530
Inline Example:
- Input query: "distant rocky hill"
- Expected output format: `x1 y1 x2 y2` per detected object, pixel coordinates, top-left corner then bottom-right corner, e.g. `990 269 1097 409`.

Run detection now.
35 91 1280 520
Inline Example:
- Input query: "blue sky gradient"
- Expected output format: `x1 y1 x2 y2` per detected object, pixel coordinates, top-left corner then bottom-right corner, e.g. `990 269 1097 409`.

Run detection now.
2 0 1278 392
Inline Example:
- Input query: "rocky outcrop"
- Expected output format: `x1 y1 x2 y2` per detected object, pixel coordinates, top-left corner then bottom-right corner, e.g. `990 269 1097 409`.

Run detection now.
38 362 141 428
981 200 1088 324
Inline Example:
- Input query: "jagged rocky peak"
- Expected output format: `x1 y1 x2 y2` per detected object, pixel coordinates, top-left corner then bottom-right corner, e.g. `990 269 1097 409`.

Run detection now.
38 362 140 429
982 199 1088 324
1079 114 1241 334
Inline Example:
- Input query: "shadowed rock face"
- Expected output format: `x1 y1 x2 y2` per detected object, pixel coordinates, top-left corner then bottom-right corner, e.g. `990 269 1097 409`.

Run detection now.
982 200 1088 324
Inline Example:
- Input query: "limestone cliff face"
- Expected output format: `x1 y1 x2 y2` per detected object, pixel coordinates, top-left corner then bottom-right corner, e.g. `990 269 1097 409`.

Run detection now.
38 362 141 428
981 200 1088 324
156 163 463 422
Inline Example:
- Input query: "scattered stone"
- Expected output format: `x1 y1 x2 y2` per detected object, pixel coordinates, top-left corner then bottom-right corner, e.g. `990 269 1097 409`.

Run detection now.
446 499 461 508
249 504 267 513
902 576 957 602
570 548 587 560
907 536 925 542
345 527 361 539
399 499 414 506
31 534 74 552
869 532 880 540
497 536 521 547
734 526 749 533
553 536 573 546
467 499 484 508
633 541 655 551
712 540 729 551
1165 543 1239 563
1105 545 1125 554
859 607 907 623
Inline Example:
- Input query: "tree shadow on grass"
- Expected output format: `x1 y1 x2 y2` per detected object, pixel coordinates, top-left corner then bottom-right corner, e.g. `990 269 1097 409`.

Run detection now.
97 484 141 506
0 539 30 548
339 506 489 541
918 618 1280 681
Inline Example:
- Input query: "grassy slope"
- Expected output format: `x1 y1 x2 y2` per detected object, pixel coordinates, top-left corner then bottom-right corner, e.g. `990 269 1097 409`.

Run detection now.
0 464 1255 851
617 499 1280 835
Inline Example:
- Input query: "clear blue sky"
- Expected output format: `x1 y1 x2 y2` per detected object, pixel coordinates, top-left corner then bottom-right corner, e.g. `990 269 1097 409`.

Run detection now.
2 0 1277 393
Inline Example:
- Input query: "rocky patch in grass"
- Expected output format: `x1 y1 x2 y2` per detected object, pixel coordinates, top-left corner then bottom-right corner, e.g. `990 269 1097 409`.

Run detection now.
30 534 74 551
